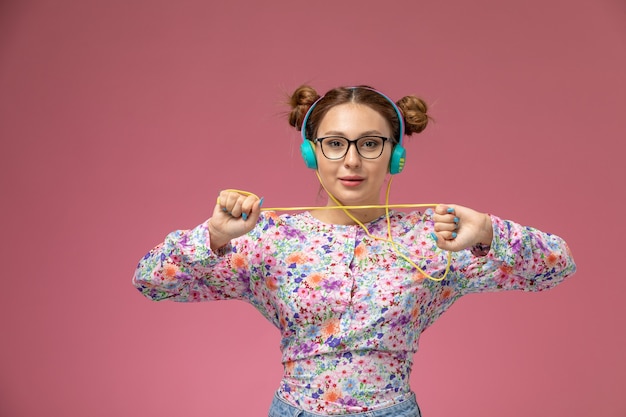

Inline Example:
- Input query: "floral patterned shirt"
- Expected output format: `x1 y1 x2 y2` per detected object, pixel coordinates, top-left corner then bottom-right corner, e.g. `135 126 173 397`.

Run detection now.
132 209 576 415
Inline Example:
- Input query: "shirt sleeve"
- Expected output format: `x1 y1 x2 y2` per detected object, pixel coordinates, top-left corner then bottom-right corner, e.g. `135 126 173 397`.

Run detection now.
453 215 577 294
132 219 255 303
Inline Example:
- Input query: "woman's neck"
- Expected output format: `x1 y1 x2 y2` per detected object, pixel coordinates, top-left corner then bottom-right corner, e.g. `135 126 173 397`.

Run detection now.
310 203 386 225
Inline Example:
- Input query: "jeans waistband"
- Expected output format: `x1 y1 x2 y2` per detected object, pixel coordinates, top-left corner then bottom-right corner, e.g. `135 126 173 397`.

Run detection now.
268 391 421 417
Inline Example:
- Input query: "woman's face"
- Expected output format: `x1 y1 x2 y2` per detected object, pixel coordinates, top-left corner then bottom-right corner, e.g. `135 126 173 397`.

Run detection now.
315 103 393 207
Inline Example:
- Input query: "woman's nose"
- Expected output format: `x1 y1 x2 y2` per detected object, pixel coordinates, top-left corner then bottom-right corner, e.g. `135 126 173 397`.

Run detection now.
343 143 362 167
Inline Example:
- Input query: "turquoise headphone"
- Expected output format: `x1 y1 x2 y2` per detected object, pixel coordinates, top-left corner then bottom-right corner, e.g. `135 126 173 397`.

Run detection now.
299 87 406 175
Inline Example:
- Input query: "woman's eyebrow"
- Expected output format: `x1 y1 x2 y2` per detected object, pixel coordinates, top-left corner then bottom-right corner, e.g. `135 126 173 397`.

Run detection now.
320 130 385 137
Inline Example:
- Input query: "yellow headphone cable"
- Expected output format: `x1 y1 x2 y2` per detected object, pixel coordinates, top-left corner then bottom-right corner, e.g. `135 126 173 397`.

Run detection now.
219 175 451 282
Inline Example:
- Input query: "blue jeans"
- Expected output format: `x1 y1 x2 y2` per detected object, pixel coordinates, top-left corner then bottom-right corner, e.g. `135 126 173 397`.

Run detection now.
268 392 422 417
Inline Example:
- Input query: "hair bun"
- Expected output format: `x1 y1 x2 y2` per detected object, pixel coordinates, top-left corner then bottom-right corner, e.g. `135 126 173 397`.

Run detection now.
396 95 430 135
288 85 320 131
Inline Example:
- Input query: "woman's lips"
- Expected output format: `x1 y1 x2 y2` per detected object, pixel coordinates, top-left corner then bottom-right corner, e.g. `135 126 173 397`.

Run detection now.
339 177 364 187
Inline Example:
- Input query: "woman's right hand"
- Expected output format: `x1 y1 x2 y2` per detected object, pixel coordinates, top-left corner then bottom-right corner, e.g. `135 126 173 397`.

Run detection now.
208 190 263 251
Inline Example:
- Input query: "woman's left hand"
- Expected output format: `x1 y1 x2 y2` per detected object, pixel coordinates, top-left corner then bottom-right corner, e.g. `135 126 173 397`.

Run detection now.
431 204 494 252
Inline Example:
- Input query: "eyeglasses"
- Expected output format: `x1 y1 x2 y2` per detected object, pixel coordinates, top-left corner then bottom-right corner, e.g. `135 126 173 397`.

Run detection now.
314 135 389 160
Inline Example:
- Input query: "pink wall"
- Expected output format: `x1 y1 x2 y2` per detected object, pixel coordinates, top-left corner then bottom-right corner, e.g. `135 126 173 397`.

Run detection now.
1 0 624 416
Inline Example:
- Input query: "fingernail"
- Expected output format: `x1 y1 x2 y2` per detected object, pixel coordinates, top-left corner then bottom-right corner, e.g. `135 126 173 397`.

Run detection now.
452 232 457 239
430 232 438 242
259 197 264 208
447 207 455 214
454 217 459 224
242 213 248 221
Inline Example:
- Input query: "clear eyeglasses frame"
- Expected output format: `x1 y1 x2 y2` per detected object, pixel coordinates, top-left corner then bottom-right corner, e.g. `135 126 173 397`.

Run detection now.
314 135 389 160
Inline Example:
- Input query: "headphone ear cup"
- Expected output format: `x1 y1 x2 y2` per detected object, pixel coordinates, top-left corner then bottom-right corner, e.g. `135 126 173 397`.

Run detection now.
300 140 318 170
389 144 406 174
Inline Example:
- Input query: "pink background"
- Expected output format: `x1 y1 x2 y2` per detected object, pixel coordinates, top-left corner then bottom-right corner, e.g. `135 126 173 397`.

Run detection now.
1 0 624 416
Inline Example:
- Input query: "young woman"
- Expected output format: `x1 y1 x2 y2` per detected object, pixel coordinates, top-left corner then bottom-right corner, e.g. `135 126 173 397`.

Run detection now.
132 85 576 416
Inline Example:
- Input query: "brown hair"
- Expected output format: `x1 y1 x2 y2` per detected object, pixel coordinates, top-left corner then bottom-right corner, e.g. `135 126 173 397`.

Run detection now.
288 85 430 145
